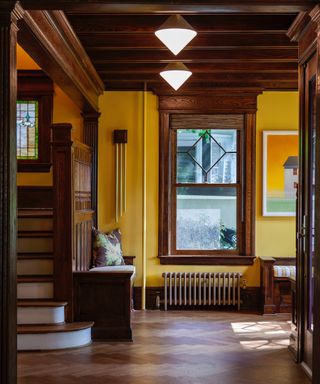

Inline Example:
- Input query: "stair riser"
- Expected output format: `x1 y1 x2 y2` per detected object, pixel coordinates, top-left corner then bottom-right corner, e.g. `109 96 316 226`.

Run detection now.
17 306 65 325
18 218 53 232
17 282 54 299
17 237 53 253
17 259 53 276
17 328 92 350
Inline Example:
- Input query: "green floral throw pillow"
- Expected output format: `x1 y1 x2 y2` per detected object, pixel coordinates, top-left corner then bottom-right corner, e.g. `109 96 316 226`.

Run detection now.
92 228 125 267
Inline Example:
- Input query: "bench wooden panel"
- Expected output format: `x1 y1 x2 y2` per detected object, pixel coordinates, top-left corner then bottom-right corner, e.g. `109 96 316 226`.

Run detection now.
260 256 296 314
73 270 134 341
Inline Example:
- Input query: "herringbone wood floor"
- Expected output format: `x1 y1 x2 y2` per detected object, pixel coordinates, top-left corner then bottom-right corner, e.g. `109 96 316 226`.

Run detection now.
18 311 310 384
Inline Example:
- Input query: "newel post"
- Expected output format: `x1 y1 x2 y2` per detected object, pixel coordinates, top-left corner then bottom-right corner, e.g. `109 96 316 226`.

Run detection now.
51 123 74 321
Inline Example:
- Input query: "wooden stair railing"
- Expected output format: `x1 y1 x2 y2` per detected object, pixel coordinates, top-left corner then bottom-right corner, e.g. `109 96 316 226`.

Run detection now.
51 123 94 322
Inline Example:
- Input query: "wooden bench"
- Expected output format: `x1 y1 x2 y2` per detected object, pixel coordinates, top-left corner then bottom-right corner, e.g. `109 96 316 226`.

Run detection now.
260 256 296 314
73 256 135 341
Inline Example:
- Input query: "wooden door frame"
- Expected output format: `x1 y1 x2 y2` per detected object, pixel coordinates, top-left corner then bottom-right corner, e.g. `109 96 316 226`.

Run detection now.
288 6 320 382
0 3 21 384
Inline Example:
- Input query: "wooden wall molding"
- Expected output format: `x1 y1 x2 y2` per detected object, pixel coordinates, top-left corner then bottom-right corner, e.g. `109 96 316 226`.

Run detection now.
18 9 104 112
159 93 259 114
0 4 23 383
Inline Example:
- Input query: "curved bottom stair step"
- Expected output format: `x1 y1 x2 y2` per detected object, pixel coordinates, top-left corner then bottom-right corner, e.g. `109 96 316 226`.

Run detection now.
17 300 68 325
17 322 94 351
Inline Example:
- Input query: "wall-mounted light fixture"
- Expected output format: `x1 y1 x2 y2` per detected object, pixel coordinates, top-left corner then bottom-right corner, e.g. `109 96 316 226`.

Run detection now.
160 62 192 91
113 129 128 222
155 15 197 55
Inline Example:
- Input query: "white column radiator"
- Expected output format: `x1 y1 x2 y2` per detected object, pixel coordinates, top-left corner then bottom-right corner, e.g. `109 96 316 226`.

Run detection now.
163 272 242 311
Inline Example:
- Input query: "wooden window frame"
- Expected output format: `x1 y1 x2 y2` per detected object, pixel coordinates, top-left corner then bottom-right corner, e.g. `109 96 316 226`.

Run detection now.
159 112 256 266
17 70 53 172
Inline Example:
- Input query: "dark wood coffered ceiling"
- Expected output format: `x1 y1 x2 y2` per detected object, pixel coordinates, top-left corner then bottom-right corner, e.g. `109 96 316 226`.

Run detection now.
21 1 318 95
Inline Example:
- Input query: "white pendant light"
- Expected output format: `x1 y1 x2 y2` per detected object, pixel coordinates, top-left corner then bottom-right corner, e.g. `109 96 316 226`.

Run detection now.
155 15 197 55
160 62 192 91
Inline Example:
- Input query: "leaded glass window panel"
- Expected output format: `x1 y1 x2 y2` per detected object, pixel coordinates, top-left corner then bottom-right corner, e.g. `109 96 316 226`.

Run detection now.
177 129 237 184
16 100 39 160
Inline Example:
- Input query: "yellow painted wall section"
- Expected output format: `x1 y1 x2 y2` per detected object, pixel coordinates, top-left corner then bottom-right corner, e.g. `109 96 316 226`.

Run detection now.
53 85 84 143
98 92 144 285
99 92 258 286
17 45 84 186
256 92 299 258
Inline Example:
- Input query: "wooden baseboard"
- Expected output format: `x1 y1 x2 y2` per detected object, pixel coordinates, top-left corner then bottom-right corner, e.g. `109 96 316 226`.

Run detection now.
134 286 260 312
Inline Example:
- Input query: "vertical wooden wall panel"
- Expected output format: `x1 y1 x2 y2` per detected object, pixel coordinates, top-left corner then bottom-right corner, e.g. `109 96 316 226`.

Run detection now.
0 4 22 383
83 111 100 226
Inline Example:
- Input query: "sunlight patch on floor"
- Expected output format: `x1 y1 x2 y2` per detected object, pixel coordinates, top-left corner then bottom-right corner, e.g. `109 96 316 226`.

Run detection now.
231 320 291 351
240 338 289 350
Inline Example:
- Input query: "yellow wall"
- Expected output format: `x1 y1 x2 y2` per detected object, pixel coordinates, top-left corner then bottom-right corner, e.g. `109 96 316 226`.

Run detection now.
98 91 298 287
99 92 298 286
17 45 84 186
256 92 299 257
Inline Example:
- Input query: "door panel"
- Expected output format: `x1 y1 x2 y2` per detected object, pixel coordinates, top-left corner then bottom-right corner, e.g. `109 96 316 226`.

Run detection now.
297 52 317 374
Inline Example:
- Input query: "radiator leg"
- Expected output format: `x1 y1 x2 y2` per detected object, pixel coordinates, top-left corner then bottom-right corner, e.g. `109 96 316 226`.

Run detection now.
164 273 168 311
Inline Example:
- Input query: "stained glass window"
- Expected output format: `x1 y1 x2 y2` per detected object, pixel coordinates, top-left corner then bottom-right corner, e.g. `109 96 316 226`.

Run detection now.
16 100 39 160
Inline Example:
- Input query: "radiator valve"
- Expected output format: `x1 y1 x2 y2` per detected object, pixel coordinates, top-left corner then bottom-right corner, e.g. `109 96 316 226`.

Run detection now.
156 292 161 309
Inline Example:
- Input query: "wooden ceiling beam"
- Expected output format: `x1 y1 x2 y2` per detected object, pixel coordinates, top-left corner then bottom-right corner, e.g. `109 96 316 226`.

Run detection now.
20 0 317 14
104 81 297 92
95 62 298 73
89 48 297 63
101 72 297 82
77 32 296 49
67 14 295 33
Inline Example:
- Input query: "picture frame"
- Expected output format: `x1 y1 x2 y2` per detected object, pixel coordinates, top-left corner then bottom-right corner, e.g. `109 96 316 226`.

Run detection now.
262 130 299 217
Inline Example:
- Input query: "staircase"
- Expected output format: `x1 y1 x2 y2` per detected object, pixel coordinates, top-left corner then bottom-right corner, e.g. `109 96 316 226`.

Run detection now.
17 209 93 351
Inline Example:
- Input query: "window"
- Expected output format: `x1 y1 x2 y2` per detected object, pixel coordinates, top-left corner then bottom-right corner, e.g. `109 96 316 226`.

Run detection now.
176 129 238 251
17 70 53 172
159 113 255 265
17 100 39 160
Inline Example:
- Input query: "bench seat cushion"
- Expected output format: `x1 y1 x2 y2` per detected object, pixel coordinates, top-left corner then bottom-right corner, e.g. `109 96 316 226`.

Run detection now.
273 265 296 279
89 265 136 280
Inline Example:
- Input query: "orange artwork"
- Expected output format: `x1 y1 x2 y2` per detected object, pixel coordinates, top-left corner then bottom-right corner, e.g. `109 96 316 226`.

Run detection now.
263 131 298 216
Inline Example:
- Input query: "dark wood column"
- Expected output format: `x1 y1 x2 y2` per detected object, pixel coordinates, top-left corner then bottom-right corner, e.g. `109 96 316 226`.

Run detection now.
0 3 22 384
83 111 100 226
51 123 74 322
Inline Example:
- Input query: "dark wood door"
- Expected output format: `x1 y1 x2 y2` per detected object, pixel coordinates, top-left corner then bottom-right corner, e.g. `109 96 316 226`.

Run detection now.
297 52 317 377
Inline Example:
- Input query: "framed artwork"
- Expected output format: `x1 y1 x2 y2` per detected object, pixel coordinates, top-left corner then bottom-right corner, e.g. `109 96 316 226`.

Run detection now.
263 130 299 216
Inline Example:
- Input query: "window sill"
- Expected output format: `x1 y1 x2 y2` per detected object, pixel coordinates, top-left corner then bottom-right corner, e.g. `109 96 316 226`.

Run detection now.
158 255 255 266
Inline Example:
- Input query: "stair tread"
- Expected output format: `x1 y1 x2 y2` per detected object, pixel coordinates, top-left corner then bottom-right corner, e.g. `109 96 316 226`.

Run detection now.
17 254 53 261
17 322 94 334
17 276 53 283
17 300 67 307
17 253 53 260
18 230 53 238
18 209 53 218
